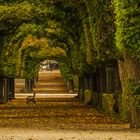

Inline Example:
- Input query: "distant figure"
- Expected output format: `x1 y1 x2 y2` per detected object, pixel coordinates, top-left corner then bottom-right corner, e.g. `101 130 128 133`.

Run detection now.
50 63 56 70
47 63 56 70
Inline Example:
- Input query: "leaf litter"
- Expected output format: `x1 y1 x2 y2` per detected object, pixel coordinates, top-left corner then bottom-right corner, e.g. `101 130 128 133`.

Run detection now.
0 99 128 130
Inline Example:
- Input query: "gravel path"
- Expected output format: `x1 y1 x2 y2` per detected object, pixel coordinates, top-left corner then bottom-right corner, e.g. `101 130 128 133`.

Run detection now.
0 99 140 140
0 127 140 140
4 70 140 140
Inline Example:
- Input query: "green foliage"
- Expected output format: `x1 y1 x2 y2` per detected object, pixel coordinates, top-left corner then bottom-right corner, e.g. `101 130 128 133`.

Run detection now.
0 0 117 80
60 62 73 80
0 0 67 77
126 78 140 95
0 1 32 34
23 57 39 79
85 0 116 62
45 1 86 77
126 78 140 112
117 91 130 121
113 0 140 58
135 95 140 110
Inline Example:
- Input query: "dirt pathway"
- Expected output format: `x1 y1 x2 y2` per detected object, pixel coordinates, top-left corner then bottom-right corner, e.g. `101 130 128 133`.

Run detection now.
0 99 125 129
6 70 139 139
0 127 140 140
0 99 139 140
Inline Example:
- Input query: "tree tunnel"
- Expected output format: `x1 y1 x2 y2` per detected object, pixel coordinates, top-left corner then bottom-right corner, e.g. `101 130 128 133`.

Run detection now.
1 0 140 128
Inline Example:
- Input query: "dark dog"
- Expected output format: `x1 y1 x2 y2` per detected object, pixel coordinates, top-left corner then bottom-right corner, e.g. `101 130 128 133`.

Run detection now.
26 93 36 104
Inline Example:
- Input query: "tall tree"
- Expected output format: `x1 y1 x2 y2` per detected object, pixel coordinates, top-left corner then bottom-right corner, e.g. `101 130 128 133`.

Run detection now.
114 0 140 127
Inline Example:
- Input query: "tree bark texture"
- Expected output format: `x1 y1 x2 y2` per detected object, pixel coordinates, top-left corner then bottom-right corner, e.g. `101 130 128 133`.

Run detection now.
113 64 122 113
118 55 140 128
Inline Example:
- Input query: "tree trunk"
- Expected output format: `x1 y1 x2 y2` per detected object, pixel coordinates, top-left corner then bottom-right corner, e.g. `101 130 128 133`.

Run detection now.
25 79 32 92
3 78 8 103
84 75 89 90
118 55 140 128
0 77 4 103
113 64 122 113
99 67 107 93
81 76 85 100
78 76 82 97
78 76 85 101
7 77 15 100
68 79 74 93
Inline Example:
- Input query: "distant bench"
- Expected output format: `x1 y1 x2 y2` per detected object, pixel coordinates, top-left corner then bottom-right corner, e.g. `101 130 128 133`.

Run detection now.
26 93 36 104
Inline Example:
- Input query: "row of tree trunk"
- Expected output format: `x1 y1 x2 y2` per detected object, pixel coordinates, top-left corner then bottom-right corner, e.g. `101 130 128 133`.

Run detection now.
75 60 140 128
0 76 38 103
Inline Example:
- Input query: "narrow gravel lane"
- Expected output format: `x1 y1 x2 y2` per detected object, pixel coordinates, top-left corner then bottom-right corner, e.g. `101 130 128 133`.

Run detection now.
1 70 138 139
0 127 140 140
